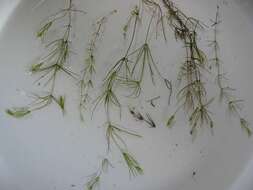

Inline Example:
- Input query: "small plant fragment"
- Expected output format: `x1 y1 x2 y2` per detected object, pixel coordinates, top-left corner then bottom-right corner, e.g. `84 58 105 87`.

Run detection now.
146 96 160 107
56 95 65 113
36 21 53 39
104 122 143 176
122 151 143 177
123 6 141 39
209 6 251 136
105 122 141 151
166 114 175 128
130 42 160 85
164 78 173 105
6 107 31 118
145 113 156 128
129 107 156 128
86 175 100 190
86 133 143 180
240 118 251 137
166 106 182 128
85 158 112 190
79 10 117 121
7 93 66 118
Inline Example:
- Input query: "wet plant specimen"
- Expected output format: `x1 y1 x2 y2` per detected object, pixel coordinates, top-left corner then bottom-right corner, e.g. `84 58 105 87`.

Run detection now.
122 150 144 177
129 107 156 128
92 5 146 177
209 6 251 136
7 0 83 117
161 0 214 136
6 93 65 118
79 10 117 121
124 8 172 100
5 0 252 189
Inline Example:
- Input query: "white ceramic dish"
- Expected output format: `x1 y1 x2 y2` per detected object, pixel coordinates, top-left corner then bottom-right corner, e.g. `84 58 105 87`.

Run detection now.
0 0 253 190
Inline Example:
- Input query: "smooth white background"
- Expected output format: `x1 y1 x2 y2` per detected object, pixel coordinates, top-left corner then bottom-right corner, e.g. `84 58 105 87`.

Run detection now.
0 0 253 190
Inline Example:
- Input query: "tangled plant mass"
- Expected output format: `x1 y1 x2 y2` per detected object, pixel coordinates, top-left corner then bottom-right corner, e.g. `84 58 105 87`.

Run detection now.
6 0 251 189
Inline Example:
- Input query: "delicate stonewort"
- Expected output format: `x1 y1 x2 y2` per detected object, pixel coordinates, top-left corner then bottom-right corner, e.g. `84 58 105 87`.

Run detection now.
7 0 83 116
79 10 117 121
209 6 251 136
6 0 251 189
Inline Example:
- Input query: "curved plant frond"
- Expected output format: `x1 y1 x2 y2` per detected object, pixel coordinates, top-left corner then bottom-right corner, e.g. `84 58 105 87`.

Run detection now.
166 114 175 128
129 107 156 128
103 121 142 177
37 21 53 40
146 96 160 107
240 118 251 137
6 107 31 118
6 93 65 118
228 99 244 116
105 122 141 151
122 151 143 177
86 175 100 190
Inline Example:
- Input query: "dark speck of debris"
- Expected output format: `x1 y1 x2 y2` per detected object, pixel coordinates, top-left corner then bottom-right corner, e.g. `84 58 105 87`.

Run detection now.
193 171 196 176
71 184 76 187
